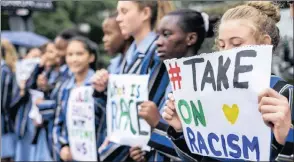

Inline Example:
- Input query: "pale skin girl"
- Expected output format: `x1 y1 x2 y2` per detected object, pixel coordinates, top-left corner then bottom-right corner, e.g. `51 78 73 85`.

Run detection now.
162 18 291 146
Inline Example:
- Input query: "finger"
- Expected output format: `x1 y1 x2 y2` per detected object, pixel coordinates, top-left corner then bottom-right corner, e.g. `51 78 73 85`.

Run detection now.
138 111 147 118
259 97 280 107
133 154 143 161
262 113 279 126
166 100 176 110
130 146 140 152
259 105 280 114
259 88 284 101
140 101 150 107
130 148 142 157
162 112 173 120
164 106 175 116
168 93 175 101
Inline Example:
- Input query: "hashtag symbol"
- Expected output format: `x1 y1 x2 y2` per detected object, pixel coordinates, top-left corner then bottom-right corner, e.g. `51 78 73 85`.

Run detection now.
168 63 182 90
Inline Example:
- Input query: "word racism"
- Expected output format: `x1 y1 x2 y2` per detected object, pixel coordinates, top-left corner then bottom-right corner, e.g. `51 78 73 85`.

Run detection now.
177 99 260 161
110 83 148 136
184 50 257 91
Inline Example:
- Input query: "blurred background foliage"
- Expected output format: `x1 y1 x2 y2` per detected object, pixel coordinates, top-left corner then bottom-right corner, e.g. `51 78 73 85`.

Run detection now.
1 1 292 83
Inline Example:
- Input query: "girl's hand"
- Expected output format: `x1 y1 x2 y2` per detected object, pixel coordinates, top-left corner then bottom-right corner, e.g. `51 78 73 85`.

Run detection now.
258 88 291 145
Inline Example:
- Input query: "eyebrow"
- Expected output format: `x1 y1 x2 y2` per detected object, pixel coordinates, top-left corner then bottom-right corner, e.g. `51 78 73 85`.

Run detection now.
218 37 243 41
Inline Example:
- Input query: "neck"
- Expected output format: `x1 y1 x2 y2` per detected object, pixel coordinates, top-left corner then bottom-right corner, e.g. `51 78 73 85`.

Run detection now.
185 49 196 57
75 68 89 86
133 24 152 45
121 40 133 57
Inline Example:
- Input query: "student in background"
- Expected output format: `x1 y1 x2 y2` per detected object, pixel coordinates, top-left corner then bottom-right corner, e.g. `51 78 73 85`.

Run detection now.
1 43 16 162
25 48 43 59
102 12 133 74
163 1 293 161
130 9 217 162
53 36 105 161
92 1 175 161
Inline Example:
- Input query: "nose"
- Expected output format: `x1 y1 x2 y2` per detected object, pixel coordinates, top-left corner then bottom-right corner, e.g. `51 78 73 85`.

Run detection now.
102 35 107 43
116 13 122 23
223 45 233 51
156 36 163 47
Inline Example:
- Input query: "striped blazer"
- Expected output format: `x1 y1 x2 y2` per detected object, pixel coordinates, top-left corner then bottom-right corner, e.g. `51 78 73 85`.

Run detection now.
53 69 106 161
1 60 14 134
98 32 174 161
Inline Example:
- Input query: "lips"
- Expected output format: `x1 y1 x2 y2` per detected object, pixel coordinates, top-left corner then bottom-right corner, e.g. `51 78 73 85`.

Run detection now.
156 49 166 57
104 44 110 51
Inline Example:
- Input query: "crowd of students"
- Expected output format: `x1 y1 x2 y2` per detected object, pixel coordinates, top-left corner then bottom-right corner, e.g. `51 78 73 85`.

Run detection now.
1 1 293 162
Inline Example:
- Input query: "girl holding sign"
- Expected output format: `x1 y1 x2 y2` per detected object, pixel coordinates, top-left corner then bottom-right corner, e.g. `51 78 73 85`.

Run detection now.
92 1 175 161
53 36 105 161
163 1 293 162
132 9 217 162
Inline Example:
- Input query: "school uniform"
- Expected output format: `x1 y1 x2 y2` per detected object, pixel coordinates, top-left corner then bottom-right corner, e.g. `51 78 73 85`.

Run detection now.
32 64 72 161
98 32 173 161
14 64 45 161
14 63 53 161
33 68 62 161
1 60 16 159
53 69 106 161
166 75 294 162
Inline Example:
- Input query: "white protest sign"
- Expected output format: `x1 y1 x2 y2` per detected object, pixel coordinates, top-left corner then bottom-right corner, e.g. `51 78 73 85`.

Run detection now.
164 45 273 161
15 58 40 85
29 89 44 124
66 86 97 161
107 74 151 150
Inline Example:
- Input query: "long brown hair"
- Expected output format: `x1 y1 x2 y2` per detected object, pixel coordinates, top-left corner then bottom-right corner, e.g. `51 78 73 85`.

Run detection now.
1 39 19 72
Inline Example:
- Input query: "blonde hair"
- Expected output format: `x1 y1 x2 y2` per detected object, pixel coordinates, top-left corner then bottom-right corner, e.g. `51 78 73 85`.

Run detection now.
135 0 176 30
1 39 18 72
218 1 281 50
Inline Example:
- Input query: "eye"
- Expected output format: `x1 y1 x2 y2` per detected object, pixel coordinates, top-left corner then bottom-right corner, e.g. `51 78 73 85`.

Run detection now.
231 38 243 47
232 43 241 47
121 8 128 14
77 52 84 56
163 30 172 38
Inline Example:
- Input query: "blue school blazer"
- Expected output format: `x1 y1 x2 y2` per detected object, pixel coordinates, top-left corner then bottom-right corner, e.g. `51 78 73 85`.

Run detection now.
1 60 15 134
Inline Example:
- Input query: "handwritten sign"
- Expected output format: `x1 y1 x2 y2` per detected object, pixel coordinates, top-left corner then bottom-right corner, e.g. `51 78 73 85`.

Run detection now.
66 86 97 161
164 45 273 161
107 74 151 150
15 58 40 86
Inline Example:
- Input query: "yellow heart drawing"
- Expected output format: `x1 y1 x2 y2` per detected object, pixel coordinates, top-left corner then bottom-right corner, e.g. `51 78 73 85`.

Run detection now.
222 104 239 125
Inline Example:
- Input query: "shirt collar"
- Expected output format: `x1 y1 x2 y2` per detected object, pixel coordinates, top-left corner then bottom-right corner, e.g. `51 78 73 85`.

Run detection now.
136 32 158 54
65 69 95 89
1 60 5 66
125 32 158 66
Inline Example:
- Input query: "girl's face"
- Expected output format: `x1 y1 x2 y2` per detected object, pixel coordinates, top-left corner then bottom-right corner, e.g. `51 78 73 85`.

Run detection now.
26 48 42 59
44 43 59 66
217 19 260 51
116 1 149 36
102 18 125 55
156 15 189 60
66 40 94 75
